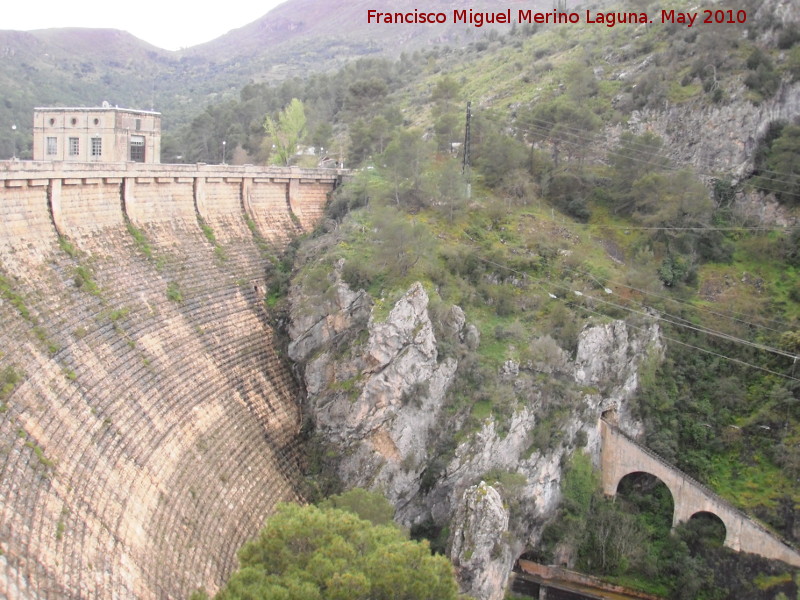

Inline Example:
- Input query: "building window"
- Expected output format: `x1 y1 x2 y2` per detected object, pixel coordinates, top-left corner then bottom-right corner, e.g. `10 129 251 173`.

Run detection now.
91 137 102 158
46 137 57 156
130 135 145 162
135 118 142 131
69 137 80 156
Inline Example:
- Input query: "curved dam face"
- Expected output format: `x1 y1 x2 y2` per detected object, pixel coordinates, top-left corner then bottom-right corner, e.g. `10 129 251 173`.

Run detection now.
0 163 339 598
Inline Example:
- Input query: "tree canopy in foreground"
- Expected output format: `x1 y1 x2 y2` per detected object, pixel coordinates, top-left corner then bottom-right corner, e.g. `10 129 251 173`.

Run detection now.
209 501 458 600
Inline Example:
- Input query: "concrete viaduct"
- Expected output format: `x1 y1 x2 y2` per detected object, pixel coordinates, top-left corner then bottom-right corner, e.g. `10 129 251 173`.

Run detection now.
601 419 800 567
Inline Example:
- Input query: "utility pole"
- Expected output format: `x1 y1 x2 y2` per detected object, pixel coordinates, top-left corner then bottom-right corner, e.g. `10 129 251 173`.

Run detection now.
462 101 472 199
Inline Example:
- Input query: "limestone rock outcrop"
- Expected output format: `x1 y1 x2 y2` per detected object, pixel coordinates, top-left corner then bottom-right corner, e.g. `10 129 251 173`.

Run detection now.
288 273 663 600
449 482 513 600
575 319 663 440
289 280 459 508
622 74 800 226
627 80 800 178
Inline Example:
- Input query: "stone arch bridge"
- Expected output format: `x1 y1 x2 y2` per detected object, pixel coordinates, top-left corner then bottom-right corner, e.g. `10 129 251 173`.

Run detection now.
601 419 800 567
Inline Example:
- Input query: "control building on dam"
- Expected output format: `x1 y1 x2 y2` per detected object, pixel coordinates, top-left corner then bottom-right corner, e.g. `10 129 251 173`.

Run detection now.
0 161 344 598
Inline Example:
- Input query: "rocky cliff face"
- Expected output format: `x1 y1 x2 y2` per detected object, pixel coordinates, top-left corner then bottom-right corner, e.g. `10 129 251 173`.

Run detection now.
628 80 800 181
288 274 662 599
450 482 513 600
289 278 460 509
616 0 800 226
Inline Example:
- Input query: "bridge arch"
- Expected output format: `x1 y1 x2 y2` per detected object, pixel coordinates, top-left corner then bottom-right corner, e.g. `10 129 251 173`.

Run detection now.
602 424 734 539
686 511 727 548
671 493 736 546
615 471 675 531
613 471 675 505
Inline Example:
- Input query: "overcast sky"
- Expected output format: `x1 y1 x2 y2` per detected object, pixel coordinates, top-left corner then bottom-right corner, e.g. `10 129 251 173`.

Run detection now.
4 0 288 50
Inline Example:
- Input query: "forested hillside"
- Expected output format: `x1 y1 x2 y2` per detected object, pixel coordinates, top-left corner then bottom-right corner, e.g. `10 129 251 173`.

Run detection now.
0 0 575 160
173 0 800 597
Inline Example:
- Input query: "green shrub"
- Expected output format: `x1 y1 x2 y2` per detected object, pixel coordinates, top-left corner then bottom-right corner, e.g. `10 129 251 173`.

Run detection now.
73 266 101 296
744 48 780 100
318 488 395 526
58 236 79 258
126 222 153 259
1 365 23 408
777 25 800 50
752 125 800 204
108 307 130 322
341 256 380 292
0 274 33 321
198 219 217 245
215 502 458 600
166 282 183 303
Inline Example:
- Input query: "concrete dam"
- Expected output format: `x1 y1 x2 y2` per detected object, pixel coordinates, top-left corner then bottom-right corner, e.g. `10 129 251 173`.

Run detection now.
0 162 341 598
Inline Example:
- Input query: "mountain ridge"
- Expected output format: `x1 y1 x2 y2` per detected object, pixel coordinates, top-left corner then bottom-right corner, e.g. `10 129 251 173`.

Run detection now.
0 0 578 157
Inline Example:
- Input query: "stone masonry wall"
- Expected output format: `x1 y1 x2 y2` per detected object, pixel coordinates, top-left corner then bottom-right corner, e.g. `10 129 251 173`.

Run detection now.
0 181 53 250
248 178 303 245
58 179 125 231
0 163 341 598
289 181 330 231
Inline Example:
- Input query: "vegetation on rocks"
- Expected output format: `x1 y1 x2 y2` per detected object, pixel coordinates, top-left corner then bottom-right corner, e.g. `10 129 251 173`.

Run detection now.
0 365 24 413
269 6 800 593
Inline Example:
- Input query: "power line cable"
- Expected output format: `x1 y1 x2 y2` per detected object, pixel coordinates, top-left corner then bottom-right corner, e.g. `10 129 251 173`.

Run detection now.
468 249 800 381
472 211 796 330
515 113 800 185
578 301 800 383
558 223 798 231
526 259 794 357
559 265 795 333
512 114 800 199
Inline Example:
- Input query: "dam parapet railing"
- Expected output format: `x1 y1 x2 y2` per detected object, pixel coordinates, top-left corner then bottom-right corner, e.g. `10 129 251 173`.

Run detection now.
0 160 348 182
0 160 348 242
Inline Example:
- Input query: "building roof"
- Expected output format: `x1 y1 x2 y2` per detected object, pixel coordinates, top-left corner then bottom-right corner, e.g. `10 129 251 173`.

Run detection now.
34 106 161 116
